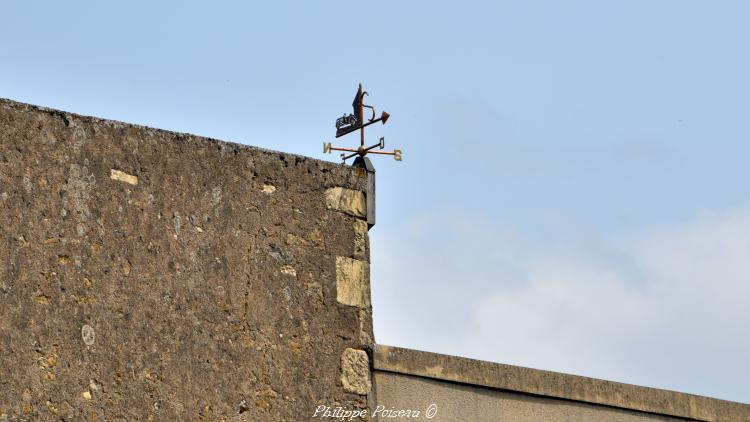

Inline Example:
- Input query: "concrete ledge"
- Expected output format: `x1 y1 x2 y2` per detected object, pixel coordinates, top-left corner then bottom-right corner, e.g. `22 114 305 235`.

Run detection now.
373 345 750 421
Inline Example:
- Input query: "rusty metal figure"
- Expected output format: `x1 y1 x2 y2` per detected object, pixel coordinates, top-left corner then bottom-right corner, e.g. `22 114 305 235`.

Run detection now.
324 83 403 162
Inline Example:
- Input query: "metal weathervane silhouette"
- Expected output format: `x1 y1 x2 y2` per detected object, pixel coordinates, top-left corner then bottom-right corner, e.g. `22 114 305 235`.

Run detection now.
324 83 403 163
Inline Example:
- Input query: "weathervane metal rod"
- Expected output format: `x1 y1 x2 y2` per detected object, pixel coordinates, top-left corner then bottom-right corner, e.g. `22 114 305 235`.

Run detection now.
364 150 399 155
328 147 359 153
342 151 359 161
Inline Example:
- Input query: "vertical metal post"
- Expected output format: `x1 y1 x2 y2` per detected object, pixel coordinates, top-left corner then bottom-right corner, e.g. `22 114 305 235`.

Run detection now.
360 84 366 149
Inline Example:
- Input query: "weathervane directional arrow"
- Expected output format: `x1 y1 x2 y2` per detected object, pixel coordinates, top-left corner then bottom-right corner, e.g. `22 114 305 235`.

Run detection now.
324 83 403 163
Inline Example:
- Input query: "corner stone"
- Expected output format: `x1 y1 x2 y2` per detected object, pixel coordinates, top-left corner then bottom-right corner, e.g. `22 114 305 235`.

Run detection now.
325 187 366 218
336 257 370 308
353 220 368 260
341 348 371 395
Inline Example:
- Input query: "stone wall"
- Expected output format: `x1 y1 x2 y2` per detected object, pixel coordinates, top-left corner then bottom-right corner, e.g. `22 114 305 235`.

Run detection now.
0 98 374 421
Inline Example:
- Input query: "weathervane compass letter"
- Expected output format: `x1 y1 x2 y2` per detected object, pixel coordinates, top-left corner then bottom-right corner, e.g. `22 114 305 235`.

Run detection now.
323 83 403 162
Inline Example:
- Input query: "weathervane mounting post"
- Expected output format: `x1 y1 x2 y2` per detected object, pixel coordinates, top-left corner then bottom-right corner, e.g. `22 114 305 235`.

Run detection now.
323 83 403 163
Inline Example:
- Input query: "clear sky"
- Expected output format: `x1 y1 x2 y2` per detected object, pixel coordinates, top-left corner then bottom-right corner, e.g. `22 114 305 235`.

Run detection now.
2 1 749 403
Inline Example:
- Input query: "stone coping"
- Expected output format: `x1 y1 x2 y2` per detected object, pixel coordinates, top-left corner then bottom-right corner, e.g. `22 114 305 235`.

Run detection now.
373 345 750 421
0 97 348 172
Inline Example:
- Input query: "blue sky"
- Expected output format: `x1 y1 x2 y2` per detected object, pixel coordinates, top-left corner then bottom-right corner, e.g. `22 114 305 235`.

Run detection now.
2 1 749 403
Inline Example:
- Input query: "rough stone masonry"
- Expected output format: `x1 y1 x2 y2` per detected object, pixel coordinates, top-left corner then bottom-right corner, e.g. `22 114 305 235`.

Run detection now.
0 98 374 421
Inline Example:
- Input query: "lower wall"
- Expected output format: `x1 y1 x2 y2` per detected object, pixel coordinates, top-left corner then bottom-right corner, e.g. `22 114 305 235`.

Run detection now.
373 345 750 422
373 371 682 422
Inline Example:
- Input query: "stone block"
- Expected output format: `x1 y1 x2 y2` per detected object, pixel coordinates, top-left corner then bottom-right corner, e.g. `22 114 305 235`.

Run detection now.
109 169 138 185
325 187 366 218
336 257 370 308
341 348 371 395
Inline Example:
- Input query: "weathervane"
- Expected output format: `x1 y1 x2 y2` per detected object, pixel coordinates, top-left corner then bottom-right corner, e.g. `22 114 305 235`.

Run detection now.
324 83 403 162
